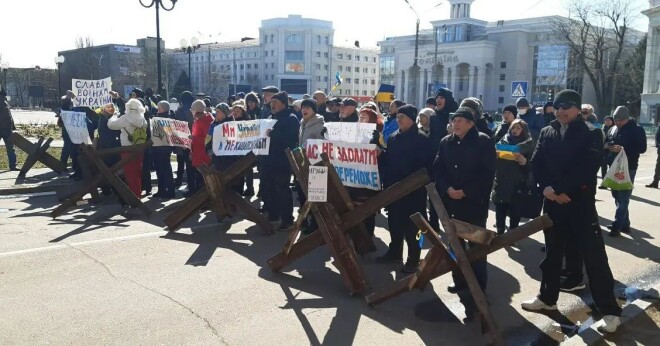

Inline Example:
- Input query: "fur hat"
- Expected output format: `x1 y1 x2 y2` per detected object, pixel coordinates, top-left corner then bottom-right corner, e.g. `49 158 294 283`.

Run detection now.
245 92 260 106
191 100 206 114
460 97 483 118
125 98 145 115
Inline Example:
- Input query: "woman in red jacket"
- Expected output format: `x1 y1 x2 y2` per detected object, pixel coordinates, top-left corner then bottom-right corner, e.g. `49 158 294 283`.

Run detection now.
186 100 213 197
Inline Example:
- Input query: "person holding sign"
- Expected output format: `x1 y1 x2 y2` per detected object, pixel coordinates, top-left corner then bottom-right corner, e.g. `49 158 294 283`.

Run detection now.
434 107 496 292
96 103 122 196
107 98 148 197
375 105 435 273
263 91 300 231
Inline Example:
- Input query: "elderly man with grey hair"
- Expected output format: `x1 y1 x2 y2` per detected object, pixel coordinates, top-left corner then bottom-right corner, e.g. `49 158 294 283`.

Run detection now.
152 100 176 198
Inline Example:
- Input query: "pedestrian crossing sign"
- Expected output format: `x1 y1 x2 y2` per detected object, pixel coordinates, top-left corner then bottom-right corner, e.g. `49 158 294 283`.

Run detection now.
511 81 528 98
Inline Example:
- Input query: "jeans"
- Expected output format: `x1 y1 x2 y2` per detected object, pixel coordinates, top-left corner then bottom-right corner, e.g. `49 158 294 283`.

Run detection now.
262 168 293 224
0 128 17 169
540 197 621 316
153 148 174 196
611 169 636 230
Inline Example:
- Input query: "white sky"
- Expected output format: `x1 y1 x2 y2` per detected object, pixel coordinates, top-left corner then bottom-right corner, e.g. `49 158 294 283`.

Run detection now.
0 0 649 69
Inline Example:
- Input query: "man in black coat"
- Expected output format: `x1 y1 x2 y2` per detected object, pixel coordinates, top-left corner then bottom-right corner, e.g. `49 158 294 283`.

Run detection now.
263 91 300 231
338 98 359 122
606 106 647 236
376 104 435 273
259 86 279 119
323 97 341 123
430 88 458 147
434 107 496 292
647 124 660 188
522 89 622 334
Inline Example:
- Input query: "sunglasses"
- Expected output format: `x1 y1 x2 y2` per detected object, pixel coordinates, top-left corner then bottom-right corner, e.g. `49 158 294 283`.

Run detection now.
553 102 578 110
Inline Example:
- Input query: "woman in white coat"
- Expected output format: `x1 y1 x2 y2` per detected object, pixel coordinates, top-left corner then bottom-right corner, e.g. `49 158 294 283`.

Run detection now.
108 98 148 197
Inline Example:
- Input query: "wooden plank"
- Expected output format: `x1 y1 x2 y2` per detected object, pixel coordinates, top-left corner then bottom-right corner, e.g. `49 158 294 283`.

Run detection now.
267 230 325 272
164 189 210 230
407 213 453 290
452 220 497 245
17 137 45 179
224 188 274 235
199 165 227 218
425 183 502 345
284 201 312 255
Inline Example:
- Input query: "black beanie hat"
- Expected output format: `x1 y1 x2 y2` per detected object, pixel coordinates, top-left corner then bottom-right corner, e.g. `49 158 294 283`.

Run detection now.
543 101 554 113
516 97 530 108
553 89 581 108
450 107 475 122
301 99 317 113
131 88 145 99
503 104 518 116
245 92 259 105
435 87 453 99
425 97 437 106
271 91 289 106
397 104 418 122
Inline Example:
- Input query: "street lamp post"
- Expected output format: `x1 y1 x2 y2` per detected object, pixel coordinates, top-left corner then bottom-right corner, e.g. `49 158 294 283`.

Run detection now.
139 0 177 97
180 37 200 90
54 56 65 97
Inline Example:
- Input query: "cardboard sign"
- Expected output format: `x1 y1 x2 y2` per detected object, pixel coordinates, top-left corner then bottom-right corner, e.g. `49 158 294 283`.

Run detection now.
306 139 380 190
60 111 92 145
212 119 277 156
151 117 192 148
324 122 377 144
307 166 328 202
72 77 112 108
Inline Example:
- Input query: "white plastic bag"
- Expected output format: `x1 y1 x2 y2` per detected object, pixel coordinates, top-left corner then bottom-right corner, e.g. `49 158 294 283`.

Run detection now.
601 149 633 190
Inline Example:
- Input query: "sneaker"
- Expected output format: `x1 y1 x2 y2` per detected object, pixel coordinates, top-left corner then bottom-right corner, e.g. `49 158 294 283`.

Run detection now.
375 252 403 264
521 297 557 311
596 315 620 333
609 229 621 237
598 186 608 190
645 182 658 189
400 261 419 274
560 279 586 292
10 167 20 171
277 221 293 232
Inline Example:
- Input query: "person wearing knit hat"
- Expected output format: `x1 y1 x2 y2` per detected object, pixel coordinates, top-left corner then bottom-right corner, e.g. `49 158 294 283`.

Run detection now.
425 97 437 109
375 103 435 274
231 100 250 121
434 100 496 293
245 92 261 119
542 101 555 126
262 89 300 232
339 98 359 122
493 105 518 142
459 97 493 138
515 97 543 140
522 89 623 334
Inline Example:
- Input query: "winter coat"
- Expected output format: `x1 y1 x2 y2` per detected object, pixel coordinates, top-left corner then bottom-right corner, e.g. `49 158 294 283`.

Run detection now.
339 111 358 123
655 126 660 148
382 115 399 145
97 113 121 150
532 118 601 206
247 107 260 120
475 117 494 138
299 114 325 148
519 111 544 140
607 119 647 171
153 110 176 155
174 102 193 129
263 107 300 172
491 136 535 204
323 111 340 123
430 91 458 147
493 122 511 143
434 127 496 224
259 104 272 120
379 126 435 211
107 103 148 147
0 101 15 131
191 113 213 167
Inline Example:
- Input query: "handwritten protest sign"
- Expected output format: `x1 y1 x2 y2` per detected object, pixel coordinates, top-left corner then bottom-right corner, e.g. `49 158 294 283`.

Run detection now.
60 111 91 145
324 122 377 144
151 117 192 149
307 166 328 202
72 77 112 108
306 139 381 190
212 119 277 156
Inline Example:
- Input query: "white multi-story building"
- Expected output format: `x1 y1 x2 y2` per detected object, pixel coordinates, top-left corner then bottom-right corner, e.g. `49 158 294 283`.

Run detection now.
641 0 660 124
167 15 380 102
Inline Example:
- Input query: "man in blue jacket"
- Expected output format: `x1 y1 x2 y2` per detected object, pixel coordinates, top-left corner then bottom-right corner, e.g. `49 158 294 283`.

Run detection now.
516 97 543 141
606 106 647 236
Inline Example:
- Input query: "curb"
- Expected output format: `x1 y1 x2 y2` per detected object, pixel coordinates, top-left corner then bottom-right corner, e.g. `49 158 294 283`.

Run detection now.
563 283 660 345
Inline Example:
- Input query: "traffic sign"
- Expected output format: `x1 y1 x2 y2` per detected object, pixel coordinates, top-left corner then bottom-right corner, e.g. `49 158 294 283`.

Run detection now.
511 81 528 98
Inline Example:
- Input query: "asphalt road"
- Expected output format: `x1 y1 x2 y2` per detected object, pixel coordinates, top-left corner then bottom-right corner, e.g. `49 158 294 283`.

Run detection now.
0 142 658 345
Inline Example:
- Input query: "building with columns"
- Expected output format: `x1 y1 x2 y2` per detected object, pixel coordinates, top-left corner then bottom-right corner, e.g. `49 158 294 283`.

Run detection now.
641 0 660 124
379 0 587 112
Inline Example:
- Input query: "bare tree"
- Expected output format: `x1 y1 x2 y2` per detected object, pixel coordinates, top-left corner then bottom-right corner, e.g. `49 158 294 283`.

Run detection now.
75 36 94 49
552 0 642 114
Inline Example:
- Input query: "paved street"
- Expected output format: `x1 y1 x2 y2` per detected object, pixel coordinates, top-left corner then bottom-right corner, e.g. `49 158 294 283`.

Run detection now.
0 143 658 344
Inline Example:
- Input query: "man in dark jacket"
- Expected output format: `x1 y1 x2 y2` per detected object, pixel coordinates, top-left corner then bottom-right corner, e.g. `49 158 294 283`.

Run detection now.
542 102 555 126
516 97 544 140
459 97 493 138
606 106 647 236
431 88 458 146
0 89 18 171
263 91 300 231
259 86 279 119
434 107 496 292
376 105 435 273
522 89 621 334
323 97 341 123
647 124 660 188
339 98 359 122
152 101 176 198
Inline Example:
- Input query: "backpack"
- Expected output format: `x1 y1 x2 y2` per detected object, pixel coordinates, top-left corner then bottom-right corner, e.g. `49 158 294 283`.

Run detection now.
123 126 147 145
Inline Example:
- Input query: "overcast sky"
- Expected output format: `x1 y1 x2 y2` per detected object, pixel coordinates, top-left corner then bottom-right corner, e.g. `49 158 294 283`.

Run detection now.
0 0 650 69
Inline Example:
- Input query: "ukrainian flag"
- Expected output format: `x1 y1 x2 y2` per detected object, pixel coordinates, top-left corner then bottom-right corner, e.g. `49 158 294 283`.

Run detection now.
375 84 395 103
331 72 342 91
496 144 520 161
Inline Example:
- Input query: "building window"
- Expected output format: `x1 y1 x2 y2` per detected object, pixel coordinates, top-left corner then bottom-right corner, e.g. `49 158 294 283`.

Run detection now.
323 76 328 82
265 75 268 80
338 66 343 71
499 85 505 92
500 73 506 81
247 64 251 69
255 63 258 69
271 63 275 68
500 62 507 69
287 34 303 44
373 57 377 62
316 76 321 81
355 79 360 84
271 74 274 80
347 54 352 60
346 78 351 83
498 96 504 104
337 53 343 59
363 68 368 73
324 64 328 70
363 79 367 84
324 52 328 58
285 51 304 60
372 68 376 74
316 51 321 57
325 36 329 45
270 34 274 43
362 90 368 96
347 66 352 72
356 55 360 61
316 64 321 69
371 79 376 85
317 35 321 44
271 50 274 57
240 64 244 70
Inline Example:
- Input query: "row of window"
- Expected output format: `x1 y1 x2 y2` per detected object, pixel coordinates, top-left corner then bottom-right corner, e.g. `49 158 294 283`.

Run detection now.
336 89 372 96
337 66 377 74
336 53 377 62
264 34 332 45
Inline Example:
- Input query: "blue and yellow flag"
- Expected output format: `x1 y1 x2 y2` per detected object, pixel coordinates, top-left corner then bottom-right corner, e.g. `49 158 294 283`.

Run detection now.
495 144 520 160
331 72 343 91
375 84 395 103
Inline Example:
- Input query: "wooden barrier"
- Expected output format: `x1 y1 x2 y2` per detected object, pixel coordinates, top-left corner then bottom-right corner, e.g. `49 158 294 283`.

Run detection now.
8 132 65 179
